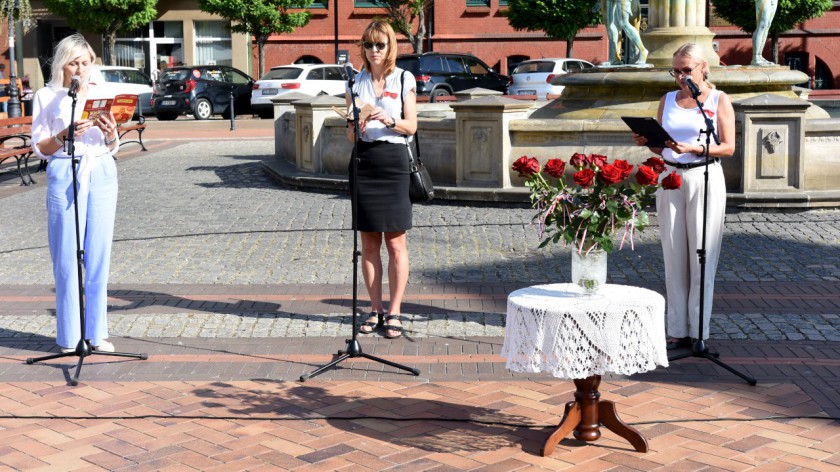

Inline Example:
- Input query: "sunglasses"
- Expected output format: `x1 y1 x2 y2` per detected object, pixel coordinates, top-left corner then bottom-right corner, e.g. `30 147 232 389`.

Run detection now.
363 41 388 51
668 64 699 78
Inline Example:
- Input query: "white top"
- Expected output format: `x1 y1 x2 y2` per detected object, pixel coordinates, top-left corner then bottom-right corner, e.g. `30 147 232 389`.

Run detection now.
661 89 721 164
502 283 668 379
347 67 416 144
31 83 121 161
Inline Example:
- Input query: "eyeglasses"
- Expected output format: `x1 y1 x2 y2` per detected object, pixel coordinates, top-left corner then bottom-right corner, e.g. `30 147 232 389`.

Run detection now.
668 64 699 78
363 41 388 51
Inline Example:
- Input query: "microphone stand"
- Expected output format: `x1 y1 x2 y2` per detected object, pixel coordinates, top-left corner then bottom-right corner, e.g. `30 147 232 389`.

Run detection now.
666 82 756 386
27 85 147 386
301 71 420 381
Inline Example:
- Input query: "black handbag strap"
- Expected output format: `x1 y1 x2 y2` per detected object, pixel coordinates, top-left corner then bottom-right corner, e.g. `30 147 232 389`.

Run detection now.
400 70 421 163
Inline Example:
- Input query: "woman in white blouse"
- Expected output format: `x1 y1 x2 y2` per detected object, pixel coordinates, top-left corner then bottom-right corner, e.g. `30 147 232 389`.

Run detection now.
346 21 418 339
31 34 120 353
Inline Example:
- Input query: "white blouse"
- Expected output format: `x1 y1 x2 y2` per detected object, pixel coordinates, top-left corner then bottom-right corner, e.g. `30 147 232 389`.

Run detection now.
31 82 120 161
347 67 416 144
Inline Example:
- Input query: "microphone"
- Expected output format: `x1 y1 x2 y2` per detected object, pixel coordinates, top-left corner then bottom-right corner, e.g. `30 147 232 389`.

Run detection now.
344 63 356 85
684 76 701 98
68 75 81 97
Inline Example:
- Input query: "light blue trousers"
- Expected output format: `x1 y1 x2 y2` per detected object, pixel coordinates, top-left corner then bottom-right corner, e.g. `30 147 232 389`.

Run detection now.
46 155 118 348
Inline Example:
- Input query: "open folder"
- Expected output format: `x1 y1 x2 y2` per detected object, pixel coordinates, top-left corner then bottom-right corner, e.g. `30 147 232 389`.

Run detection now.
621 116 674 149
332 100 374 122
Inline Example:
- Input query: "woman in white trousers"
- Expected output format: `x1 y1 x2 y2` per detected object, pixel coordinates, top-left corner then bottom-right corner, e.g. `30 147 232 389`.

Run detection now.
633 43 736 349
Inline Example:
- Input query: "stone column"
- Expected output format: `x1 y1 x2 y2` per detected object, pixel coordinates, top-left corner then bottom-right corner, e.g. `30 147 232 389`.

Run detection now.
271 92 312 163
643 0 720 67
449 96 533 188
732 94 810 198
293 95 345 174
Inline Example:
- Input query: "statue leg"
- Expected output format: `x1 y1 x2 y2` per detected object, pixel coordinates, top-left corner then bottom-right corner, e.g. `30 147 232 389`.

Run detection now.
621 21 648 64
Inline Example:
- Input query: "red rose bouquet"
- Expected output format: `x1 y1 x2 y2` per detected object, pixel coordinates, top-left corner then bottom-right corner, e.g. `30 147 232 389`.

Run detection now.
512 153 682 253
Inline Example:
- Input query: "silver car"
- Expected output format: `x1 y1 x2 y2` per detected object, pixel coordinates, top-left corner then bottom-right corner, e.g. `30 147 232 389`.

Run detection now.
98 66 155 116
507 59 594 100
250 64 349 118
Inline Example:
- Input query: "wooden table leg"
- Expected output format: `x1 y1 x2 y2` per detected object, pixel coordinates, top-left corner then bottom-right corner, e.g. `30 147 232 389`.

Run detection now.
599 400 649 453
541 401 580 457
541 375 649 455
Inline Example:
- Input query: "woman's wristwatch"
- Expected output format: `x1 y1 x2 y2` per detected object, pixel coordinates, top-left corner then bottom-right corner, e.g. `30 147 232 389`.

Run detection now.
386 116 397 129
104 134 117 146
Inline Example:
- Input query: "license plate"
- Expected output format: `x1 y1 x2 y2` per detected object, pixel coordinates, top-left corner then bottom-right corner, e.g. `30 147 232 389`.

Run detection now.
518 90 536 95
161 100 176 106
261 88 278 95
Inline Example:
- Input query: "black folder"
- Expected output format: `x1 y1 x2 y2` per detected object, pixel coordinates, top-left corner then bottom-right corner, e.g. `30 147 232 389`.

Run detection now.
621 117 674 149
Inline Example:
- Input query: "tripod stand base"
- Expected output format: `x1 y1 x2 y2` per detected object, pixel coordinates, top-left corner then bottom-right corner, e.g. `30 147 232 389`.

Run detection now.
26 340 148 386
300 338 420 382
668 339 757 386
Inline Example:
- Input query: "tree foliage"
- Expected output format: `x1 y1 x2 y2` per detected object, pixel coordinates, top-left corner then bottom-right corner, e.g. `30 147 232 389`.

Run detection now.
504 0 601 58
42 0 157 65
199 0 313 78
371 0 431 53
711 0 832 62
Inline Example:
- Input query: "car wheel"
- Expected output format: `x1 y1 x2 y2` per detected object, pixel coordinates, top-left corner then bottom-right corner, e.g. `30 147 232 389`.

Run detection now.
430 88 451 103
156 112 179 121
193 98 213 120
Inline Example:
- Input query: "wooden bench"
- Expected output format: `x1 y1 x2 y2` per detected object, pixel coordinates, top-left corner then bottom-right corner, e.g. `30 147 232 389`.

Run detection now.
118 115 147 151
0 116 35 185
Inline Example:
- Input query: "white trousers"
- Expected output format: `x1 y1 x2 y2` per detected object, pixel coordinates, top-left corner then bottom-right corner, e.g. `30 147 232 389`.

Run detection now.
47 155 118 348
656 162 726 340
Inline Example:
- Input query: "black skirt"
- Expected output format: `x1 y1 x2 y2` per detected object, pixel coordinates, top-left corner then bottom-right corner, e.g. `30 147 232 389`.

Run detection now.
349 140 412 232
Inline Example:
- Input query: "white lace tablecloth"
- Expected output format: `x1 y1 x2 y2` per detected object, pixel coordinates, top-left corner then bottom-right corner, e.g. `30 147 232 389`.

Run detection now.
502 283 669 379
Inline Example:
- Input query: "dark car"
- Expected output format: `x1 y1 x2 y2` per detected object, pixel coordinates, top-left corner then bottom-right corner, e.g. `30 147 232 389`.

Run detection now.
152 65 254 120
396 53 509 101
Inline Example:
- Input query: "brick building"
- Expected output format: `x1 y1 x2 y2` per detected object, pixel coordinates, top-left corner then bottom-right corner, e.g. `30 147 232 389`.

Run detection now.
4 0 839 91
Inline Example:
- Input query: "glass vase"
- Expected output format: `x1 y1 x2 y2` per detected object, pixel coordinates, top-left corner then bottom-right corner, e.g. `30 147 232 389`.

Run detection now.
571 249 608 294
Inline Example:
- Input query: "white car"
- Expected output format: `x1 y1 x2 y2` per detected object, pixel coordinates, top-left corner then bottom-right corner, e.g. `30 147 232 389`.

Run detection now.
507 59 595 100
97 66 155 117
250 64 349 118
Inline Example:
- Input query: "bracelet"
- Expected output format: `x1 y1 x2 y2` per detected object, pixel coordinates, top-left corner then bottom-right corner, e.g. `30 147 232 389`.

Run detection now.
104 135 117 146
52 135 63 147
696 144 707 157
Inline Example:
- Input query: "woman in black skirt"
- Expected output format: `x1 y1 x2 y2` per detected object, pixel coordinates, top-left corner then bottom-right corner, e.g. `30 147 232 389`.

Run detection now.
346 21 417 339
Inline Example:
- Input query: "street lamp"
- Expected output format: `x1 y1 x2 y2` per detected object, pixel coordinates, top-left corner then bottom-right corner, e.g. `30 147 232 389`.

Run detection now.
6 0 21 117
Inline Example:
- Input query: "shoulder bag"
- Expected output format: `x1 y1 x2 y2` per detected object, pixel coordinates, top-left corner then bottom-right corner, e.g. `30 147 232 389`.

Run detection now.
400 71 434 203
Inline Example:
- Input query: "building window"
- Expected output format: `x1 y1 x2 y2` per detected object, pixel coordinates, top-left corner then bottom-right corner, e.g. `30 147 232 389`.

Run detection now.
499 0 508 5
467 0 490 6
354 0 381 6
310 0 327 7
814 57 832 89
507 55 529 74
195 21 232 66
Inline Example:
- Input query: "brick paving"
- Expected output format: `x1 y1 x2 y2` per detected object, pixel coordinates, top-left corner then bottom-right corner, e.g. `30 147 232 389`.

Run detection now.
0 118 839 470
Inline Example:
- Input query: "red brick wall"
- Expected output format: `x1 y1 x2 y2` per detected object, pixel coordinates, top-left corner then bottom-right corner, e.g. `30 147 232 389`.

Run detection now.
255 1 839 88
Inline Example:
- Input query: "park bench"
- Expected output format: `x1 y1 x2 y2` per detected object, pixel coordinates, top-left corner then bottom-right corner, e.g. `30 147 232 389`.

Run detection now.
118 115 147 151
0 116 35 185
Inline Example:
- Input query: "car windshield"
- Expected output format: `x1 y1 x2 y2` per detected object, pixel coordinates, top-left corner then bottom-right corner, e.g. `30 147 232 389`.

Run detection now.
123 69 151 85
513 61 556 74
262 67 303 80
396 59 420 75
160 69 190 82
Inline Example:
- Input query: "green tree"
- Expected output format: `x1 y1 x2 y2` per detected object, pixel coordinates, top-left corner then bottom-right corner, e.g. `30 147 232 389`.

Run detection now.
504 0 600 58
711 0 832 63
42 0 158 66
371 0 431 53
199 0 313 78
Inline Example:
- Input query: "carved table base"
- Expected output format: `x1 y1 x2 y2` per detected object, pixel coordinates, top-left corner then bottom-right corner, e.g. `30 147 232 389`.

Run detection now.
541 375 648 456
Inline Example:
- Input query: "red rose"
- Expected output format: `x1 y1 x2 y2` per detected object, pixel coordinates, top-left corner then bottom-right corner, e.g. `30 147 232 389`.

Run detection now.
613 160 634 180
573 168 595 187
569 152 588 169
543 158 566 178
599 163 625 185
661 171 683 190
512 156 540 177
635 165 659 186
588 154 607 169
643 156 666 175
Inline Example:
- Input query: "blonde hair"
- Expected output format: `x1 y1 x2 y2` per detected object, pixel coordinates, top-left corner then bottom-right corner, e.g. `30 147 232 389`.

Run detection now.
360 21 398 76
673 43 715 89
48 34 96 89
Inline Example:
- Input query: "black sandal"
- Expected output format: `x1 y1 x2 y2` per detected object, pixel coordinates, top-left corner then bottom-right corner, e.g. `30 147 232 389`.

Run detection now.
359 311 382 334
384 314 403 339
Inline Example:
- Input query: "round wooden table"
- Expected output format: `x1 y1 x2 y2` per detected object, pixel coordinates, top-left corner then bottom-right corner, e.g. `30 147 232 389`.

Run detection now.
502 283 668 455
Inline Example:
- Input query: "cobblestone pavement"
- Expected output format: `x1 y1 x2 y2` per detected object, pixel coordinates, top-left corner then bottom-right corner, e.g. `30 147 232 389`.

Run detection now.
1 139 838 287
